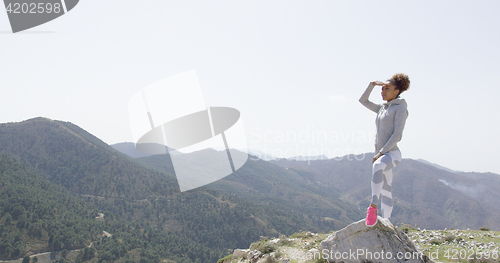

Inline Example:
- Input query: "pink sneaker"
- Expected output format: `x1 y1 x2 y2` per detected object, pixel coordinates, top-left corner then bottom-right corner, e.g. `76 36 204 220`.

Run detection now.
366 206 378 226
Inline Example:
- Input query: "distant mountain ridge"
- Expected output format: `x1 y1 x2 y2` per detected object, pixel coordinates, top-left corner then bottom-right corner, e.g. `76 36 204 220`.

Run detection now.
416 158 461 173
269 154 500 230
110 142 184 158
286 154 329 161
111 144 458 172
113 140 500 230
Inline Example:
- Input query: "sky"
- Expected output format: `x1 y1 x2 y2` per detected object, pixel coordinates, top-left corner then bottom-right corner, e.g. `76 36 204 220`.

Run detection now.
1 0 499 174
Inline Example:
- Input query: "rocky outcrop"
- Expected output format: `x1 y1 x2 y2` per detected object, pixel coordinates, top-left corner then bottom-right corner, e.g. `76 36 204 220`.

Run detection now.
222 220 500 263
320 216 433 263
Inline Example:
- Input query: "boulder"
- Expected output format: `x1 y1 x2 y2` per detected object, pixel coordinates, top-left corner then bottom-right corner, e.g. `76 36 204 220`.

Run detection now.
320 216 433 263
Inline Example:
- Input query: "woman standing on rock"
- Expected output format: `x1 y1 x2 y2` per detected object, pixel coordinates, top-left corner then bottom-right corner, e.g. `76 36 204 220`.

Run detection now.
359 73 410 226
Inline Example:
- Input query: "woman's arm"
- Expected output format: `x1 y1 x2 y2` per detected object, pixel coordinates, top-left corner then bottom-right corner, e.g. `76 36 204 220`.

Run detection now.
359 82 382 113
378 105 409 155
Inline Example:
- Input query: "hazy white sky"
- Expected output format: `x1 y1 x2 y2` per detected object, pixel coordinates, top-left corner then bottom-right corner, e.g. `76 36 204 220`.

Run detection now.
1 0 499 174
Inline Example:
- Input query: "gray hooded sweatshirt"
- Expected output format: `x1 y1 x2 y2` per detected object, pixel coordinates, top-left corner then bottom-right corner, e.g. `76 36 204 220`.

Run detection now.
359 82 409 155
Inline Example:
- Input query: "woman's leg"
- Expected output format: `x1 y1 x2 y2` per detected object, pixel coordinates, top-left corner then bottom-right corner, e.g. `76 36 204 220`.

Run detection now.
370 150 402 218
380 168 394 218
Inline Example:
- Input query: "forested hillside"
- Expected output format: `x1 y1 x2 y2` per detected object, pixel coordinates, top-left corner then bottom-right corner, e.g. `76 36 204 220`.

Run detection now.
0 117 178 199
138 153 364 232
0 117 361 262
0 152 103 259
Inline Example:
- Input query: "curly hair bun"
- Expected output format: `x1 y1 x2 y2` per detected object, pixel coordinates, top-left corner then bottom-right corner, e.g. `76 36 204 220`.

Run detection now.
391 73 410 94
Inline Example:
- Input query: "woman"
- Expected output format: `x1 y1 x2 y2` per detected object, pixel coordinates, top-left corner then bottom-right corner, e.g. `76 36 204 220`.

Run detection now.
358 73 410 226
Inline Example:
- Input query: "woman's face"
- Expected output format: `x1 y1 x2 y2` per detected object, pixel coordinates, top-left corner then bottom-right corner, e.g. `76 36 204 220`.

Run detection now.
381 82 400 102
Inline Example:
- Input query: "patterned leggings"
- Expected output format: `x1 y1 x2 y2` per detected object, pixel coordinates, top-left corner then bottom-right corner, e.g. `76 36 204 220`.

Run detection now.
371 149 402 218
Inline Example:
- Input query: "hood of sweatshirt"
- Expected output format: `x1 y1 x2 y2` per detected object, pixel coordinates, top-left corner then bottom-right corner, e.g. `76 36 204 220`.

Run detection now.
380 98 407 113
384 98 407 107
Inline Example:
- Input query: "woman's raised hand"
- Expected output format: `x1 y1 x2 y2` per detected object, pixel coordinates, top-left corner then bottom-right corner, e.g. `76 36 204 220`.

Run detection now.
371 80 388 86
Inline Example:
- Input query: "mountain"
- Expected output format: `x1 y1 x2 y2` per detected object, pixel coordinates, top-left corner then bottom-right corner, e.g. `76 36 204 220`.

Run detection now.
286 154 329 161
244 149 278 161
269 153 500 230
137 152 364 232
0 151 103 260
110 142 153 158
0 117 178 199
2 117 498 262
110 142 184 158
120 138 500 231
1 117 359 262
416 158 460 173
